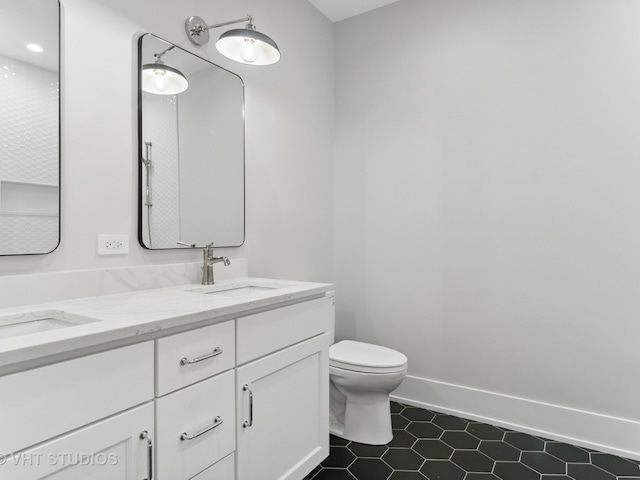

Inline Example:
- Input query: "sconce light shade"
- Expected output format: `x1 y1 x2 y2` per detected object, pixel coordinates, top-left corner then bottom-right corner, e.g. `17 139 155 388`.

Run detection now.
216 28 281 66
185 15 281 66
142 63 189 95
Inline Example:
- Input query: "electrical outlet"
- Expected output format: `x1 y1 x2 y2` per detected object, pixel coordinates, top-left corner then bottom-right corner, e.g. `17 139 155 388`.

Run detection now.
97 234 129 255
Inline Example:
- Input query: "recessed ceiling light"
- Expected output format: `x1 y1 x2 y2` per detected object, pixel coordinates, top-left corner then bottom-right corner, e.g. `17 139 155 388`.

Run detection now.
27 44 44 53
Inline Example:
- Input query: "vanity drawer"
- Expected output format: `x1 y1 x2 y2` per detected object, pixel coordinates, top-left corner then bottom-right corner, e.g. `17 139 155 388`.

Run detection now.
156 320 235 396
0 341 154 455
156 370 235 480
191 453 235 480
237 296 334 364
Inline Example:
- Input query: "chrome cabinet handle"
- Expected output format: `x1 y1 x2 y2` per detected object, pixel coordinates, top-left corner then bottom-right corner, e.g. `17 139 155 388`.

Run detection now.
243 384 253 428
180 346 223 366
180 416 223 441
140 430 153 480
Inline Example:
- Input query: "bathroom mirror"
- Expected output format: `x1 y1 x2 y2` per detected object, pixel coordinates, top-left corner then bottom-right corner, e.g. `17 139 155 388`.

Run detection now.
138 34 245 250
0 0 60 255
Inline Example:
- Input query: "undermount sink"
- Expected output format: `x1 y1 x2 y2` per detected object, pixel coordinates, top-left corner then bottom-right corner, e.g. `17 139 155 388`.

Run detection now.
186 280 292 297
0 310 99 340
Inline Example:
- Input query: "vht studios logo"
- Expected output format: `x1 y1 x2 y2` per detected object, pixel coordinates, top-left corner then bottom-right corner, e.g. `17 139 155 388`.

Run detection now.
0 452 119 467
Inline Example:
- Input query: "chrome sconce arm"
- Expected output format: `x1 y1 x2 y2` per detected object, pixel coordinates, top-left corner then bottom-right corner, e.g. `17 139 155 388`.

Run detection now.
187 15 255 39
185 14 281 66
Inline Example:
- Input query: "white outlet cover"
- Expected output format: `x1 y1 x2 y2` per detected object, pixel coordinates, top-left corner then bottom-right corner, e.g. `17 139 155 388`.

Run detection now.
97 234 130 255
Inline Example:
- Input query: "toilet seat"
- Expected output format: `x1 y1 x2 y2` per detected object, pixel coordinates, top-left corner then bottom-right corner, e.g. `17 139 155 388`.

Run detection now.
330 340 408 374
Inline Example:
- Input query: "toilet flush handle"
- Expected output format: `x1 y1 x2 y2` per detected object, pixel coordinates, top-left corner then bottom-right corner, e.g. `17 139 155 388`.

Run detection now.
243 384 253 427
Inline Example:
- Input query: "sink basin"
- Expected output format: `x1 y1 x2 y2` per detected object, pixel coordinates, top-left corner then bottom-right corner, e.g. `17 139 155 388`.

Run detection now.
186 280 293 297
0 310 99 340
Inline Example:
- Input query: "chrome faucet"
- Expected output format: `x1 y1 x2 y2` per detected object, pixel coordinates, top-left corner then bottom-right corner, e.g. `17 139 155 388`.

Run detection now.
202 242 230 285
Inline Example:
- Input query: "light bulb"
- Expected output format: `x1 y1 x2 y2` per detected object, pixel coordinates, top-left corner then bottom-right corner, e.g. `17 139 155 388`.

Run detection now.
153 69 166 92
241 38 257 63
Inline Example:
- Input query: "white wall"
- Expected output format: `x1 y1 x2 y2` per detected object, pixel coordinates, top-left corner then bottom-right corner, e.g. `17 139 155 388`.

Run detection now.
0 0 334 284
334 0 640 457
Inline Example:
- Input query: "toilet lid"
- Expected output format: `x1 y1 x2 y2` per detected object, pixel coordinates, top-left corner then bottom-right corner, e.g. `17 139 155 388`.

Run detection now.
330 340 407 374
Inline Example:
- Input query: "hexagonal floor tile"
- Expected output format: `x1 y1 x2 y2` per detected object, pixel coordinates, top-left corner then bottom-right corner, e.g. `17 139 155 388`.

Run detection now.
313 469 357 480
466 423 505 441
451 450 494 472
544 442 590 463
388 472 429 480
330 435 350 446
493 461 540 480
348 458 393 480
402 407 436 422
478 441 521 461
441 431 481 449
521 451 566 474
407 422 444 439
591 453 640 476
420 460 466 480
392 414 410 429
465 475 501 480
432 414 469 430
383 448 425 470
388 429 417 448
412 439 454 460
318 403 640 480
348 442 387 458
566 463 615 480
323 446 357 468
504 432 545 451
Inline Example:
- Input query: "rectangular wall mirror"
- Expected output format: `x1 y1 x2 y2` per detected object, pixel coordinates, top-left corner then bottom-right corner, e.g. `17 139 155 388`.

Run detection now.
138 34 245 250
0 0 60 255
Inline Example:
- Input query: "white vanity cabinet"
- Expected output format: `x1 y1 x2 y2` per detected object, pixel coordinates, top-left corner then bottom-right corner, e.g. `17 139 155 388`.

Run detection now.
235 297 333 480
237 334 330 480
153 294 334 480
1 286 335 480
154 320 236 480
0 342 155 480
2 404 154 480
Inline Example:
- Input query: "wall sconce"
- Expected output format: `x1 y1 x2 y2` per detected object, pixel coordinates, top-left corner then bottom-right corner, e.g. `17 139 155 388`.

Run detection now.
142 46 189 95
185 15 281 66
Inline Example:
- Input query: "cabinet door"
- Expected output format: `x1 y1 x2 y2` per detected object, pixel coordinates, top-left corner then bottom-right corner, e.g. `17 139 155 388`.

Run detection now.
237 333 330 480
2 403 154 480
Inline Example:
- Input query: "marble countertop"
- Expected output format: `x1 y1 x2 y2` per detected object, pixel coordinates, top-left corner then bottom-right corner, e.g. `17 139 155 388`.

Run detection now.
0 277 333 370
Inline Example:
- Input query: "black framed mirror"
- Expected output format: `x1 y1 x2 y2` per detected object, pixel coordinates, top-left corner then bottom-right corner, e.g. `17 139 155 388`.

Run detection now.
0 0 60 255
138 34 245 250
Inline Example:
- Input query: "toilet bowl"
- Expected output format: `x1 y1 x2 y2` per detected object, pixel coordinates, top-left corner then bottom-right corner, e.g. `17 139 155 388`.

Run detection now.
329 340 407 445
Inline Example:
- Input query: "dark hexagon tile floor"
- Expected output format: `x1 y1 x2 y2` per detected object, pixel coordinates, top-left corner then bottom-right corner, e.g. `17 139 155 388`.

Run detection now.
303 402 640 480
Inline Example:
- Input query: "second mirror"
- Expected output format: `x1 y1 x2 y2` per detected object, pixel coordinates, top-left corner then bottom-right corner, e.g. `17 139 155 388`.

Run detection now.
138 34 245 250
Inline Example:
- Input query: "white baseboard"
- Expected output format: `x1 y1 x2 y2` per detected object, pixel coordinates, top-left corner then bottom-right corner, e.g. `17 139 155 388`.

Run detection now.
391 375 640 461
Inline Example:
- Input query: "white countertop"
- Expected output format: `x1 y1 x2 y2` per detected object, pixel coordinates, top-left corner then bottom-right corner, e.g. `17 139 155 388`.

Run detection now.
0 277 333 370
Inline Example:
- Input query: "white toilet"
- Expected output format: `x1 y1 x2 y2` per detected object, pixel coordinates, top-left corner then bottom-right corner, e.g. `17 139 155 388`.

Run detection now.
329 340 408 445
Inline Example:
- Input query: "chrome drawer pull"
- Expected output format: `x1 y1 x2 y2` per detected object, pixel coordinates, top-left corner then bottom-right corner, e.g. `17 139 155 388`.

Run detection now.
140 430 153 480
180 416 223 441
243 384 253 428
180 346 223 366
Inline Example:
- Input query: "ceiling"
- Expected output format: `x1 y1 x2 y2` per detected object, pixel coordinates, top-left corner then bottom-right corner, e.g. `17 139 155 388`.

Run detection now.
308 0 402 22
0 0 58 71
